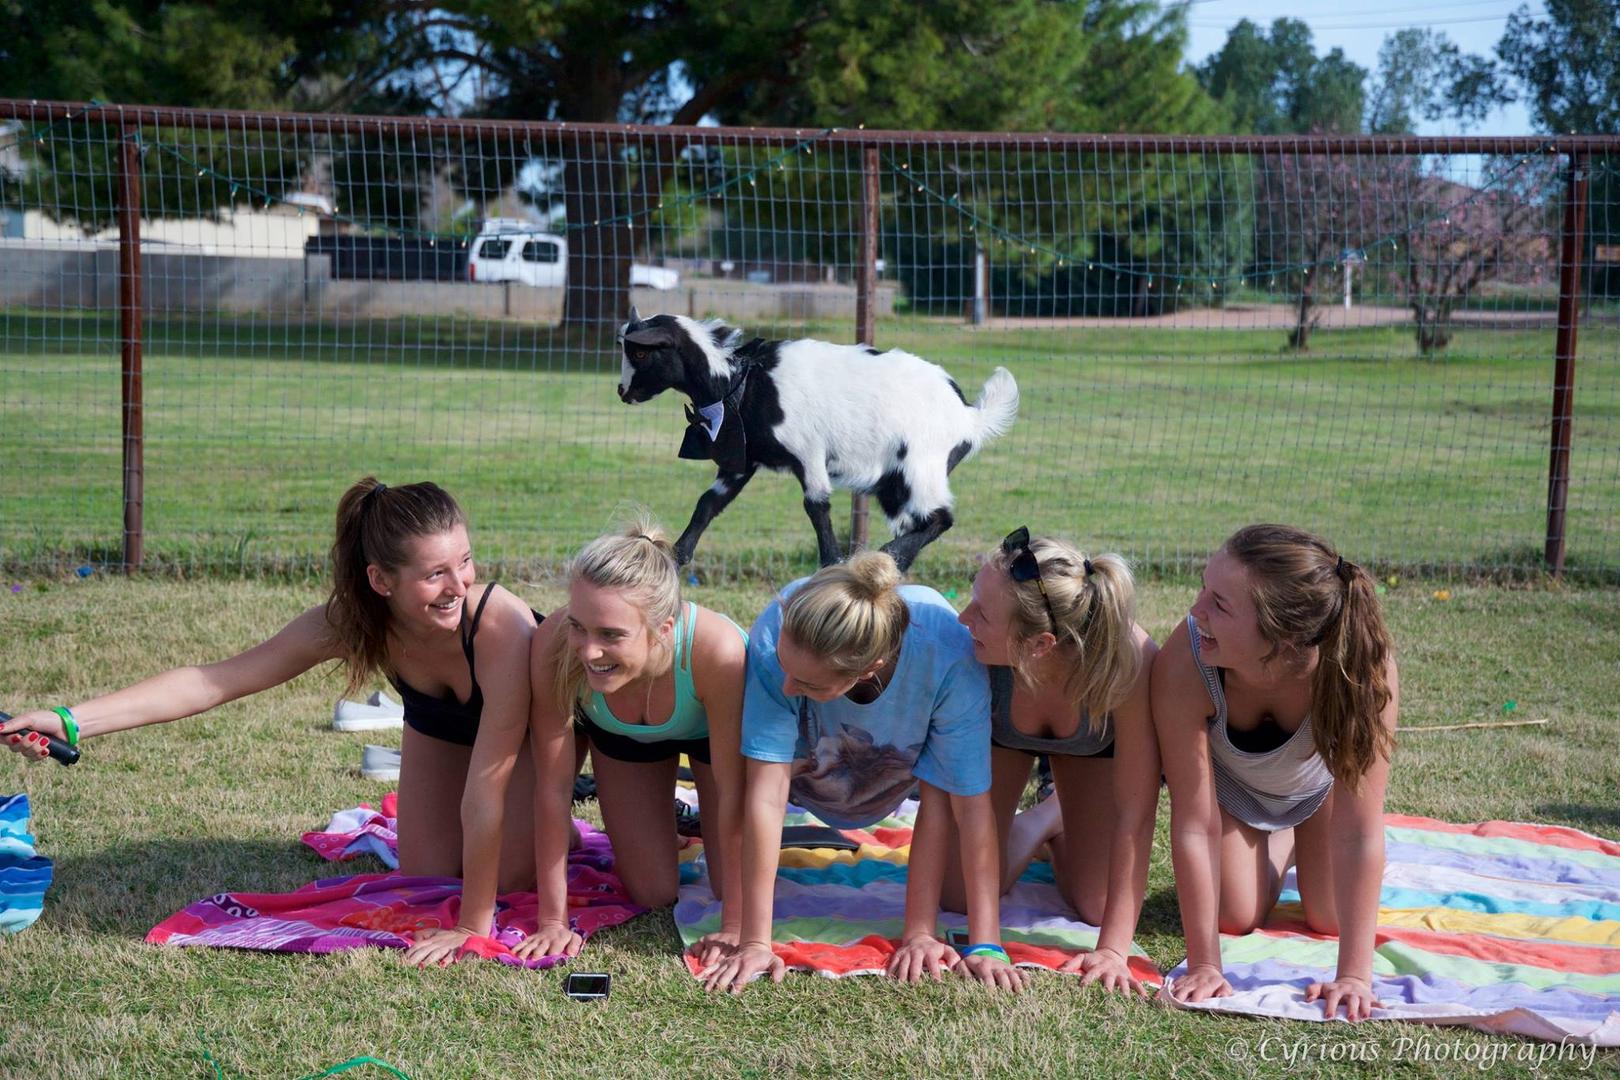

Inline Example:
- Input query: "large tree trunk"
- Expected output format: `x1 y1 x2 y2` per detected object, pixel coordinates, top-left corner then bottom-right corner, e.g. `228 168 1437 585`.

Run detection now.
561 137 632 332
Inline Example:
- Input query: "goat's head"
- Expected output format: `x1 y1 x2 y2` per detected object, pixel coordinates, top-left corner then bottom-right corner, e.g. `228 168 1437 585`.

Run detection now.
616 307 737 404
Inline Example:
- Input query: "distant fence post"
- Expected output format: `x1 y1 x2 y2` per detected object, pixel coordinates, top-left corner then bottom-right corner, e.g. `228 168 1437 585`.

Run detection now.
117 120 145 572
1545 152 1589 577
849 145 880 555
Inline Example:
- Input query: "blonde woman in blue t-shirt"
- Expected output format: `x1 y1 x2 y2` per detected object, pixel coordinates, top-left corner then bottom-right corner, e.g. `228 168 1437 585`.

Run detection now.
699 551 1026 994
426 518 749 969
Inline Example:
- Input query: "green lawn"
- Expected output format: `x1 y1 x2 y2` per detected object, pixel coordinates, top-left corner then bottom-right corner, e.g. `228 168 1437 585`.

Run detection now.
2 576 1616 1077
3 308 1618 583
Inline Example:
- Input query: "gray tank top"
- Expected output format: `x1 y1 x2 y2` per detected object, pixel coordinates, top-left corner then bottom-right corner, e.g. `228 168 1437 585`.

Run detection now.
988 665 1114 757
1187 616 1333 832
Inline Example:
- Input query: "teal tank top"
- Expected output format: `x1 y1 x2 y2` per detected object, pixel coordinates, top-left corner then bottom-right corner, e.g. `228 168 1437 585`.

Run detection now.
576 603 746 743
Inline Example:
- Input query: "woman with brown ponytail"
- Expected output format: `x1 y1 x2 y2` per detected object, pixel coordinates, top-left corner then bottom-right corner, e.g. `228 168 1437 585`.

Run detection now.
946 527 1159 996
1155 524 1399 1021
700 551 1027 994
2 478 565 965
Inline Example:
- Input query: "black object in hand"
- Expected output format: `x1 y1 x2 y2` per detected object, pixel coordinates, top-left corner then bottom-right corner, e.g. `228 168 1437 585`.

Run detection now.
0 710 80 766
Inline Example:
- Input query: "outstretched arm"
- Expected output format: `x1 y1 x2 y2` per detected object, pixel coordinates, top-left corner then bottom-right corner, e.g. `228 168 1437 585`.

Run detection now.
3 604 341 758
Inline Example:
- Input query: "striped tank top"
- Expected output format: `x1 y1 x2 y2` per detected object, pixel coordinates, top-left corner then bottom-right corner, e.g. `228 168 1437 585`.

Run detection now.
1187 615 1333 832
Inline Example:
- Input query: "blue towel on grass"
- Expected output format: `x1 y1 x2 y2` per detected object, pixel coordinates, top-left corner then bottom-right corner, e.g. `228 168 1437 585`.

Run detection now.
1 793 53 933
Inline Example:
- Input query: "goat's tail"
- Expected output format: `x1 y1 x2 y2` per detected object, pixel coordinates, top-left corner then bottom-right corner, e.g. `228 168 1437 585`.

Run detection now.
971 367 1019 443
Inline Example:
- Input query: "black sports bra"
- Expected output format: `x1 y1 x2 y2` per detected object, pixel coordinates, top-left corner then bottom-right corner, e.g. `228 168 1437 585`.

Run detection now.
389 586 541 747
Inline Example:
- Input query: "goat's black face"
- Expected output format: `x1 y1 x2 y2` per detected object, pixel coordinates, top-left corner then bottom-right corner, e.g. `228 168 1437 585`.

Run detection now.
617 311 687 404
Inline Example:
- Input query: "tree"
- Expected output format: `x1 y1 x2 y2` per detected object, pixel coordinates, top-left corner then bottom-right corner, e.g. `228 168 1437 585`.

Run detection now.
376 0 1178 328
1388 162 1558 355
1495 0 1620 297
0 2 397 232
1197 18 1366 134
1252 154 1388 350
1366 29 1508 134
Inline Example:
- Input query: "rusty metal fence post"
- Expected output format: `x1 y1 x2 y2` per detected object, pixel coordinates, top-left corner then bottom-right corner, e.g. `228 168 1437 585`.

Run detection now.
849 145 880 555
1545 153 1589 577
117 120 145 572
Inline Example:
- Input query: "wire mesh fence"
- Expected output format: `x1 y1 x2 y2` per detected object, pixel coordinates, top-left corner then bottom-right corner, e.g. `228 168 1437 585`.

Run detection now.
2 100 1617 583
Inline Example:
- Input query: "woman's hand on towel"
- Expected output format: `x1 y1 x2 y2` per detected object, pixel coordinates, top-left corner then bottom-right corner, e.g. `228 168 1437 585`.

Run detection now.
687 929 740 969
1168 963 1232 1003
402 926 476 967
514 920 582 962
1 710 64 761
1305 976 1382 1021
886 934 957 983
957 952 1030 993
700 940 785 993
1064 946 1150 998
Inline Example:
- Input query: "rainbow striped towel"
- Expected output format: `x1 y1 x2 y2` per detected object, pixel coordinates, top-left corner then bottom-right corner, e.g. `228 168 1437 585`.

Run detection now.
674 797 1161 984
1 793 53 934
1167 814 1620 1045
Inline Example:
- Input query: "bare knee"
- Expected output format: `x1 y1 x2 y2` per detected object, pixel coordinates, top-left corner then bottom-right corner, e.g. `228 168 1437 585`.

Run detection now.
622 870 679 910
1303 907 1340 936
1061 881 1107 928
1218 912 1266 936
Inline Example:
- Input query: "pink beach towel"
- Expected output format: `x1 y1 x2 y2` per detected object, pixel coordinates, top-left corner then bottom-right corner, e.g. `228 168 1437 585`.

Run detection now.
148 794 644 968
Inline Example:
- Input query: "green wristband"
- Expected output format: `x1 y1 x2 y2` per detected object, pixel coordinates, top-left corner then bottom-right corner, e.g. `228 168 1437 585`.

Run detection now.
960 943 1011 963
52 706 79 746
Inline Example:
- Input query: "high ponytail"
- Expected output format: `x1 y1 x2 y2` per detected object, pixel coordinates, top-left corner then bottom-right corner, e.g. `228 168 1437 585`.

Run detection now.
551 513 683 713
1310 560 1395 793
781 550 910 678
988 538 1139 732
1224 524 1395 791
325 476 467 694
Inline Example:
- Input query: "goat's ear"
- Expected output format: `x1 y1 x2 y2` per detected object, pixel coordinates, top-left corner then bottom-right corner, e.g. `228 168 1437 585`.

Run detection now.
626 305 642 327
624 323 677 348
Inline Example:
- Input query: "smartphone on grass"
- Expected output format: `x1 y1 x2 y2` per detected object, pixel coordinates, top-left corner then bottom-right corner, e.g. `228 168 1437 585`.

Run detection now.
563 972 611 1001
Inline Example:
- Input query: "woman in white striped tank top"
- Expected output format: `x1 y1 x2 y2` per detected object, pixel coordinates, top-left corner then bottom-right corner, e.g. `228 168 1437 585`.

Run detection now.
1154 524 1399 1021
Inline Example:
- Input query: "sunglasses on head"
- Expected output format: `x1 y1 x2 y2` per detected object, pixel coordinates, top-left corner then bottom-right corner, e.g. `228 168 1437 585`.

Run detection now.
1000 525 1058 630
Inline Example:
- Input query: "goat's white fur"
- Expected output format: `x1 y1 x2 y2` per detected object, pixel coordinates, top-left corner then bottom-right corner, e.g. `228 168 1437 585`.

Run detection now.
762 338 1018 531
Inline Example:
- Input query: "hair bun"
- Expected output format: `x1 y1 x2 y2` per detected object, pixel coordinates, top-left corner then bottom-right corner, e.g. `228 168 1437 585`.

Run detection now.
845 550 902 598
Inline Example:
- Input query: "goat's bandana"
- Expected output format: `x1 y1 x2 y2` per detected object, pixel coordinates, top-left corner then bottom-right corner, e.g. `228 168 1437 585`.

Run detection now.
678 338 767 473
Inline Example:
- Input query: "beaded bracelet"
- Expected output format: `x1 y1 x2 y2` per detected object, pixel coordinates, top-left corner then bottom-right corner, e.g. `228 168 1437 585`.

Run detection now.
959 943 1011 963
52 706 79 746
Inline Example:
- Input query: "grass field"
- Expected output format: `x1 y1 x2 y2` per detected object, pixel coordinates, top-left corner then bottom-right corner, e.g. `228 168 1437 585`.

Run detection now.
2 574 1616 1078
3 308 1618 583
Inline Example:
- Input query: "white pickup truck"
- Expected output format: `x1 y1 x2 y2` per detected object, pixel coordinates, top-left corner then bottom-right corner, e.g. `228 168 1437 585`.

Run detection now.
466 219 679 290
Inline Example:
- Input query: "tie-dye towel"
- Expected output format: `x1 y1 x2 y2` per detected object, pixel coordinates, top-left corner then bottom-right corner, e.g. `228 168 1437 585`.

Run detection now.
675 797 1161 984
1167 814 1620 1045
148 794 644 968
1 794 53 934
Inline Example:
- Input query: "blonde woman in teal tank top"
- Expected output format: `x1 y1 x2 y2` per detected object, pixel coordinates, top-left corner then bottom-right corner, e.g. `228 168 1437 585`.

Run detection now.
454 517 750 971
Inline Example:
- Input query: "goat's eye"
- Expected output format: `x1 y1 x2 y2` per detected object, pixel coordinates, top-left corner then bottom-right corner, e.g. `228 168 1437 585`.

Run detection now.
633 350 647 361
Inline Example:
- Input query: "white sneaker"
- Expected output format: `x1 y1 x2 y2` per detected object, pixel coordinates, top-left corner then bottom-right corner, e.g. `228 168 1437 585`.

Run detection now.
366 690 402 711
333 700 405 732
360 744 402 781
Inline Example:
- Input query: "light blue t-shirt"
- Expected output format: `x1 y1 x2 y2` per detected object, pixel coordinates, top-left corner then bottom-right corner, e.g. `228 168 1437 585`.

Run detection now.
741 580 992 829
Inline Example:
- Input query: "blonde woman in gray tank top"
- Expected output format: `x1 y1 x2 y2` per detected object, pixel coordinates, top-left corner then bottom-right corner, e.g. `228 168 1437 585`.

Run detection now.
1153 525 1399 1022
942 527 1160 997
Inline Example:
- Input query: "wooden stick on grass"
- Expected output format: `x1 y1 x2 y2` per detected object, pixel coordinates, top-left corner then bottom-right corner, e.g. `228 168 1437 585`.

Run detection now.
1402 718 1550 733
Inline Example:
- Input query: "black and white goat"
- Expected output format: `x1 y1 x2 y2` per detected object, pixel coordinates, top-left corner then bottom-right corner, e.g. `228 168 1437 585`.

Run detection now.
616 308 1018 571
